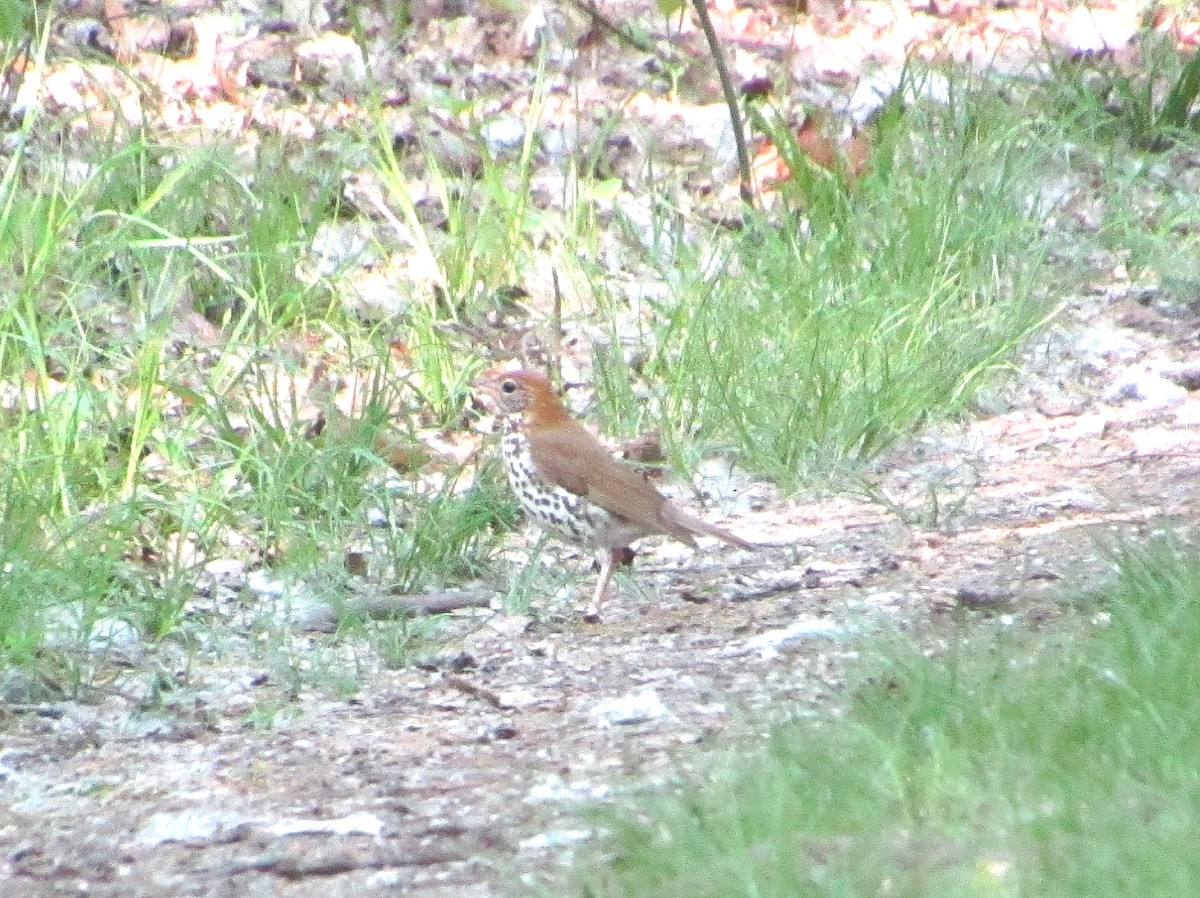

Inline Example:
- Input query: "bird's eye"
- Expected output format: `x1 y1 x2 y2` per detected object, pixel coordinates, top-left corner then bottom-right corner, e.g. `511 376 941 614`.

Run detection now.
500 379 517 394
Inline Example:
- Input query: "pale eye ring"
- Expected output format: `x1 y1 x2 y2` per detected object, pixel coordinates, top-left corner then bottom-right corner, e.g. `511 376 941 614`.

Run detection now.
500 379 517 394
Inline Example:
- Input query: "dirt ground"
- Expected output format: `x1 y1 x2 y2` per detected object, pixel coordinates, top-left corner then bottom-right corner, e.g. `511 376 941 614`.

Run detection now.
4 0 1200 895
3 277 1199 897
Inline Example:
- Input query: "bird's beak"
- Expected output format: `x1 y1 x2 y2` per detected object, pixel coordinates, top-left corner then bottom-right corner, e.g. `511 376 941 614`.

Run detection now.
472 374 505 413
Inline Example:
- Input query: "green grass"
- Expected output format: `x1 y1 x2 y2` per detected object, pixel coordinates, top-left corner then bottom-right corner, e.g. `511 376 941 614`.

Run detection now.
1045 27 1200 150
1036 31 1200 306
0 0 32 43
592 74 1056 487
572 536 1200 897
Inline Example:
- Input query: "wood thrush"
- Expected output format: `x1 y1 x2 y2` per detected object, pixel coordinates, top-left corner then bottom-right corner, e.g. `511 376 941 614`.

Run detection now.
476 368 754 618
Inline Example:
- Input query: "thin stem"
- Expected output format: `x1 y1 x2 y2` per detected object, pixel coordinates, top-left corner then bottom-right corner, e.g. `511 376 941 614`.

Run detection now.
688 0 754 206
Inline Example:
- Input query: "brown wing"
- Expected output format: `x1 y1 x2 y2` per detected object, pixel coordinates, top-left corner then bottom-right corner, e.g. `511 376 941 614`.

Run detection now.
527 422 695 542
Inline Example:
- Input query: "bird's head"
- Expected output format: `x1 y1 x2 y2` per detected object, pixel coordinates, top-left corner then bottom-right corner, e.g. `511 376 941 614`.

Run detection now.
474 368 571 424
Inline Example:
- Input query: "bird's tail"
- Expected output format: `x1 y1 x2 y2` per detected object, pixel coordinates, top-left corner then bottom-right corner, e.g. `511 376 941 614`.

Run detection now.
663 504 757 551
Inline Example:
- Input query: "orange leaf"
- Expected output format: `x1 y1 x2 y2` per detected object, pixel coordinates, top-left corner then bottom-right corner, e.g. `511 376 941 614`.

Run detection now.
794 114 841 172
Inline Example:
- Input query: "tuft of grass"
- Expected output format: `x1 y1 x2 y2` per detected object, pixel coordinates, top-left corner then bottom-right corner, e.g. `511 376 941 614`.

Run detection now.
1046 28 1200 150
374 465 516 593
595 76 1055 489
367 614 444 670
572 534 1200 897
0 487 125 670
1029 33 1200 352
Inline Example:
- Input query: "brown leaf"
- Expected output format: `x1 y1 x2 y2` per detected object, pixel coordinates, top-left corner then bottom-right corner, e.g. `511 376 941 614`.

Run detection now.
794 114 841 172
619 430 664 464
747 111 873 198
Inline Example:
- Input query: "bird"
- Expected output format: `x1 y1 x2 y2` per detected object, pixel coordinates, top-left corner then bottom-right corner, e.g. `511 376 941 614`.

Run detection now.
475 367 754 619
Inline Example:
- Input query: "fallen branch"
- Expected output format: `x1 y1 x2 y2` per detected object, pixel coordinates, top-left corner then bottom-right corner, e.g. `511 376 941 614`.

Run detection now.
297 588 495 632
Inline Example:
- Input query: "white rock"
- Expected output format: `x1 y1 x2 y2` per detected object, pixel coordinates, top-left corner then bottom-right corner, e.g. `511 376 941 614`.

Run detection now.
88 618 141 654
1103 368 1187 407
540 126 567 157
267 811 386 837
295 33 366 83
495 686 539 709
526 777 612 803
247 571 287 597
1075 325 1141 361
203 558 246 578
1174 398 1200 426
737 617 844 660
693 456 756 511
1058 6 1139 55
519 828 593 851
1031 489 1102 514
136 810 248 846
481 116 527 158
848 68 951 126
589 688 669 725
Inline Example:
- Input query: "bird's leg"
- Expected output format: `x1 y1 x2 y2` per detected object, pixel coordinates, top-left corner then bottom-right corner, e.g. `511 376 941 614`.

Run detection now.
585 548 622 622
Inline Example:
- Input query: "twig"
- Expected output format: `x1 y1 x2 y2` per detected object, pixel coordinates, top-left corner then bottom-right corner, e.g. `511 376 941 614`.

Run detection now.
296 588 495 631
1081 451 1200 469
444 673 507 709
550 268 563 389
562 0 663 57
687 0 754 205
